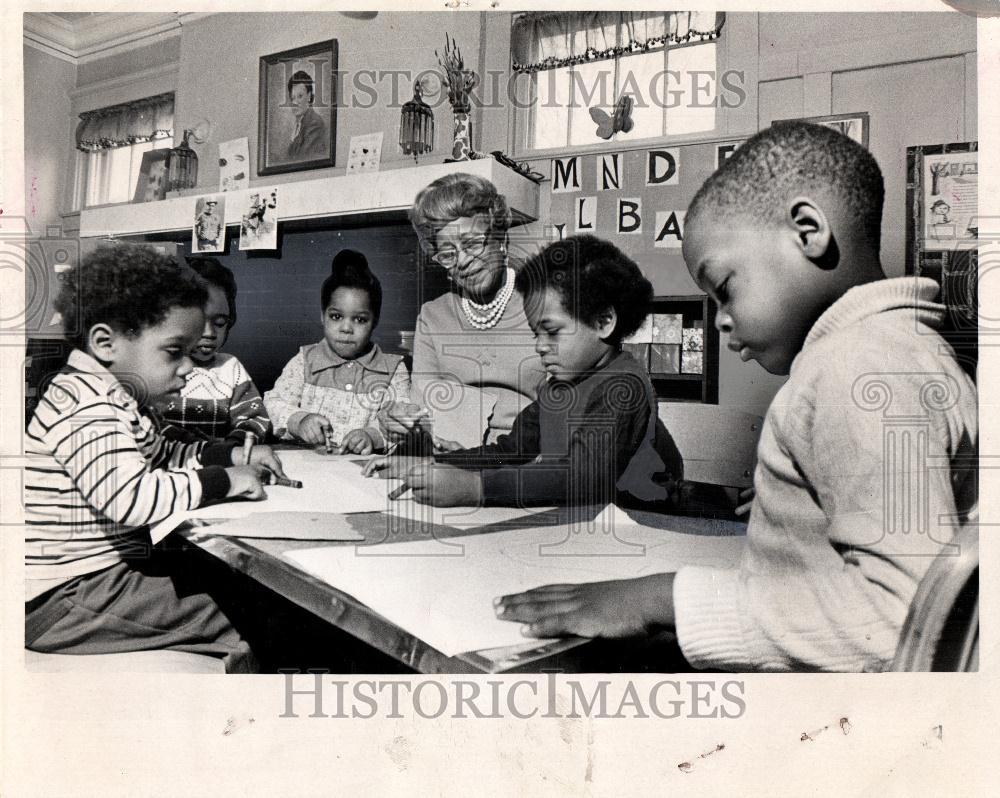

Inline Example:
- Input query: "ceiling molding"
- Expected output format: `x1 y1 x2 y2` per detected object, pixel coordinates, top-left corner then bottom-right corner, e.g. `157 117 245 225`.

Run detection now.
24 12 212 65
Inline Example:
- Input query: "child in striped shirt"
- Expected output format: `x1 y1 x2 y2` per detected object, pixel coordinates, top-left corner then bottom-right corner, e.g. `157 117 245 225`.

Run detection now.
25 245 284 671
157 257 271 442
264 250 410 454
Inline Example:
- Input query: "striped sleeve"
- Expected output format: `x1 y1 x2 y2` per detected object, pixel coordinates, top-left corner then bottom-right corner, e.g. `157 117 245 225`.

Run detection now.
44 392 205 527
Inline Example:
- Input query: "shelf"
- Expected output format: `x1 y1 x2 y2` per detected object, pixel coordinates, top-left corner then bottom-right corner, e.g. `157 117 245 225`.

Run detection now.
78 159 539 239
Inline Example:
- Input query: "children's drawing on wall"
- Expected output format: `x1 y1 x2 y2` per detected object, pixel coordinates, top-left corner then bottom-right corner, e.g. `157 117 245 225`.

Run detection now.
218 138 250 192
239 188 278 250
192 195 226 253
924 151 978 250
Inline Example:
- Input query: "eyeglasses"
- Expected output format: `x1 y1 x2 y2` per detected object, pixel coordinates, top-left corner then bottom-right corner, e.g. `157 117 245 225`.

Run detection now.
430 232 491 270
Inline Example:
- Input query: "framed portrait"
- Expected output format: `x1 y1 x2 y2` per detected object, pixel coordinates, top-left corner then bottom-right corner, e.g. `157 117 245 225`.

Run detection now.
774 112 870 148
257 39 338 176
132 149 171 202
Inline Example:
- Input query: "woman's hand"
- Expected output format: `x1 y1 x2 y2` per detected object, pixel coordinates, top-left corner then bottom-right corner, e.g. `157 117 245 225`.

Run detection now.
290 413 332 445
493 573 676 639
341 428 376 455
431 435 463 453
362 455 431 480
405 462 482 507
378 401 430 440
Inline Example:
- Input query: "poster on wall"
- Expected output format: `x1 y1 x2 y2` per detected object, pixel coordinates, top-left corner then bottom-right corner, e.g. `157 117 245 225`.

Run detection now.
218 138 250 192
346 132 384 174
192 195 226 254
239 188 278 250
923 151 978 251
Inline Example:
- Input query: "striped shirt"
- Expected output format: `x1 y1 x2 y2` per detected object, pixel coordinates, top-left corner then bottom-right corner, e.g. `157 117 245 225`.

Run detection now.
24 349 232 600
156 352 272 442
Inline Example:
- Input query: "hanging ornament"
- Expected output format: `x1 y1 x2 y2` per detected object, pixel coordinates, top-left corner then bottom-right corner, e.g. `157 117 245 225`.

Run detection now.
399 81 434 163
167 129 199 192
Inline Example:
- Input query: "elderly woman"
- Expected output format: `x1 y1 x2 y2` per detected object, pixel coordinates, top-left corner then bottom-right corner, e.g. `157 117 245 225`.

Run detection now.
378 172 545 457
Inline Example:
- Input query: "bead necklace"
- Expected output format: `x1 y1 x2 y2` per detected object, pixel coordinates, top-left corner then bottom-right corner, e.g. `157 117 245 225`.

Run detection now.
461 267 515 330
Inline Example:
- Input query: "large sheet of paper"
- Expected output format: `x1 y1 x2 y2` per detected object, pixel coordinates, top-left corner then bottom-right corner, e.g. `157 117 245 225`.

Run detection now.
284 509 745 657
150 449 401 543
424 383 498 448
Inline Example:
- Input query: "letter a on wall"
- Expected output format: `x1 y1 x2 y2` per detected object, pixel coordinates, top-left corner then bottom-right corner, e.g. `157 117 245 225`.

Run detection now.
576 196 596 232
551 157 581 193
598 154 622 191
646 149 679 186
653 210 685 248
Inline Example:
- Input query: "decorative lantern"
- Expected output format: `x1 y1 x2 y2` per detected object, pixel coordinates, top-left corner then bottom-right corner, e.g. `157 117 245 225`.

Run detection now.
399 81 434 163
167 129 199 192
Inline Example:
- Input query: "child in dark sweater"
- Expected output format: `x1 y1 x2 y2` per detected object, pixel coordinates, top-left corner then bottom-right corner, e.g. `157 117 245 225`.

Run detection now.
393 235 679 507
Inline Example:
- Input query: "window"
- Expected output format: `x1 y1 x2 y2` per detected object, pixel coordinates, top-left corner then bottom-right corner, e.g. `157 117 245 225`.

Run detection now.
511 12 725 153
71 93 174 210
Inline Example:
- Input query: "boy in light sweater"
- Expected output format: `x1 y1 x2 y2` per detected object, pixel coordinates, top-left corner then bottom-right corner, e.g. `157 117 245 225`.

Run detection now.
494 121 977 672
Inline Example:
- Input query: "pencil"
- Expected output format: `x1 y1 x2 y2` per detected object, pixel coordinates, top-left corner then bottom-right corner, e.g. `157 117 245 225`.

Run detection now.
388 482 410 500
242 431 256 465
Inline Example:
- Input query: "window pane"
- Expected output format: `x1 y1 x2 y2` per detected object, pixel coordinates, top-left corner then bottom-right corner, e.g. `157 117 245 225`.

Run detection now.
532 67 571 150
568 59 616 147
666 43 717 136
615 50 666 142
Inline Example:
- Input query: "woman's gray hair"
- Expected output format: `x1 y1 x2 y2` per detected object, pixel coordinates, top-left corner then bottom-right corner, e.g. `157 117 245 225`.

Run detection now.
409 172 512 253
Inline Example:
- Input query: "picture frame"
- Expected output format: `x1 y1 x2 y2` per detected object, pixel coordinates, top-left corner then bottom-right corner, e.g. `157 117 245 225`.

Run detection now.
774 111 870 148
132 149 171 203
257 39 338 176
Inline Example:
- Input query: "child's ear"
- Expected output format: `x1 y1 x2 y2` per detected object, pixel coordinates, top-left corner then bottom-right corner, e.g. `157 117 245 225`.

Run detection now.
787 196 832 261
87 323 117 364
596 306 617 340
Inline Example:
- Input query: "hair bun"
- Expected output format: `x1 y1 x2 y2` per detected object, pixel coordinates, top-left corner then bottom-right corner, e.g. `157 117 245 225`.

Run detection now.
331 249 370 276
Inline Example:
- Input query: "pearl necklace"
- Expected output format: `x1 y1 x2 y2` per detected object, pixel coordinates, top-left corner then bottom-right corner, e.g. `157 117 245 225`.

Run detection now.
461 267 515 330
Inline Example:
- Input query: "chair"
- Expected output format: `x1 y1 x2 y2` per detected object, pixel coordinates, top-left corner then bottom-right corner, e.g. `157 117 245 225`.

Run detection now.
657 402 763 488
891 523 979 672
24 649 227 674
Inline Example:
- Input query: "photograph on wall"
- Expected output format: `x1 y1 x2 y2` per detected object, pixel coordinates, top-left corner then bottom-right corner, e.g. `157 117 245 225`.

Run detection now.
257 39 337 175
132 149 170 203
923 150 978 251
774 112 869 147
218 137 250 192
191 194 226 253
238 188 278 250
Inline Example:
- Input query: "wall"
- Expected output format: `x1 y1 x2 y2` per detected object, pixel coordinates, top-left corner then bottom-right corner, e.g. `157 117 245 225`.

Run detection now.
23 45 76 236
26 11 977 416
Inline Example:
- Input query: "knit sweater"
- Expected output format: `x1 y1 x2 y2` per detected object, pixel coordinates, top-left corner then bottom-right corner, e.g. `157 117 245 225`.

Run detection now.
412 287 546 445
157 352 271 442
437 350 677 506
673 277 977 672
24 350 234 601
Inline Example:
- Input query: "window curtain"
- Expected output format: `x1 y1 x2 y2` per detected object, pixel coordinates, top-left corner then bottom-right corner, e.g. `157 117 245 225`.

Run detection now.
75 93 174 152
511 11 725 74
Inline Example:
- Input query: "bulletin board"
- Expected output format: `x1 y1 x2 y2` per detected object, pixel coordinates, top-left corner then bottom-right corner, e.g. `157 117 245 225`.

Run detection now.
905 141 978 379
542 139 743 295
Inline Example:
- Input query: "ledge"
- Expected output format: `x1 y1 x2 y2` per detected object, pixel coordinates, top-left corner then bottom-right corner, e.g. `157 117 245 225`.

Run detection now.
78 159 540 239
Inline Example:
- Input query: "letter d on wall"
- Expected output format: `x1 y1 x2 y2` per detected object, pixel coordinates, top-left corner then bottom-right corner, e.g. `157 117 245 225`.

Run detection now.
646 149 679 186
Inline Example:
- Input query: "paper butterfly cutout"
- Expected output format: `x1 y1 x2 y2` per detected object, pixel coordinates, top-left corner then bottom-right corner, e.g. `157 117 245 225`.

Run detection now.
589 95 634 140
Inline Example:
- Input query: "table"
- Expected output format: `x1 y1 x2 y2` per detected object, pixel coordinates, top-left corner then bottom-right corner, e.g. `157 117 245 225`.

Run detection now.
178 501 746 674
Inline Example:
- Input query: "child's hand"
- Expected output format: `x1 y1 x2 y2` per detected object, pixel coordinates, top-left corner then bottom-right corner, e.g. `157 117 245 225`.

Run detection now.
341 428 376 455
405 462 482 506
291 413 332 445
362 455 430 480
494 573 676 639
735 487 755 517
224 464 268 500
233 443 289 482
379 401 430 439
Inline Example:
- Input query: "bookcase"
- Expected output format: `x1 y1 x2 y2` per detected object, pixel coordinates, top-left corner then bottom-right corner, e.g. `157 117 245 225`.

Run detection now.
623 295 719 404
